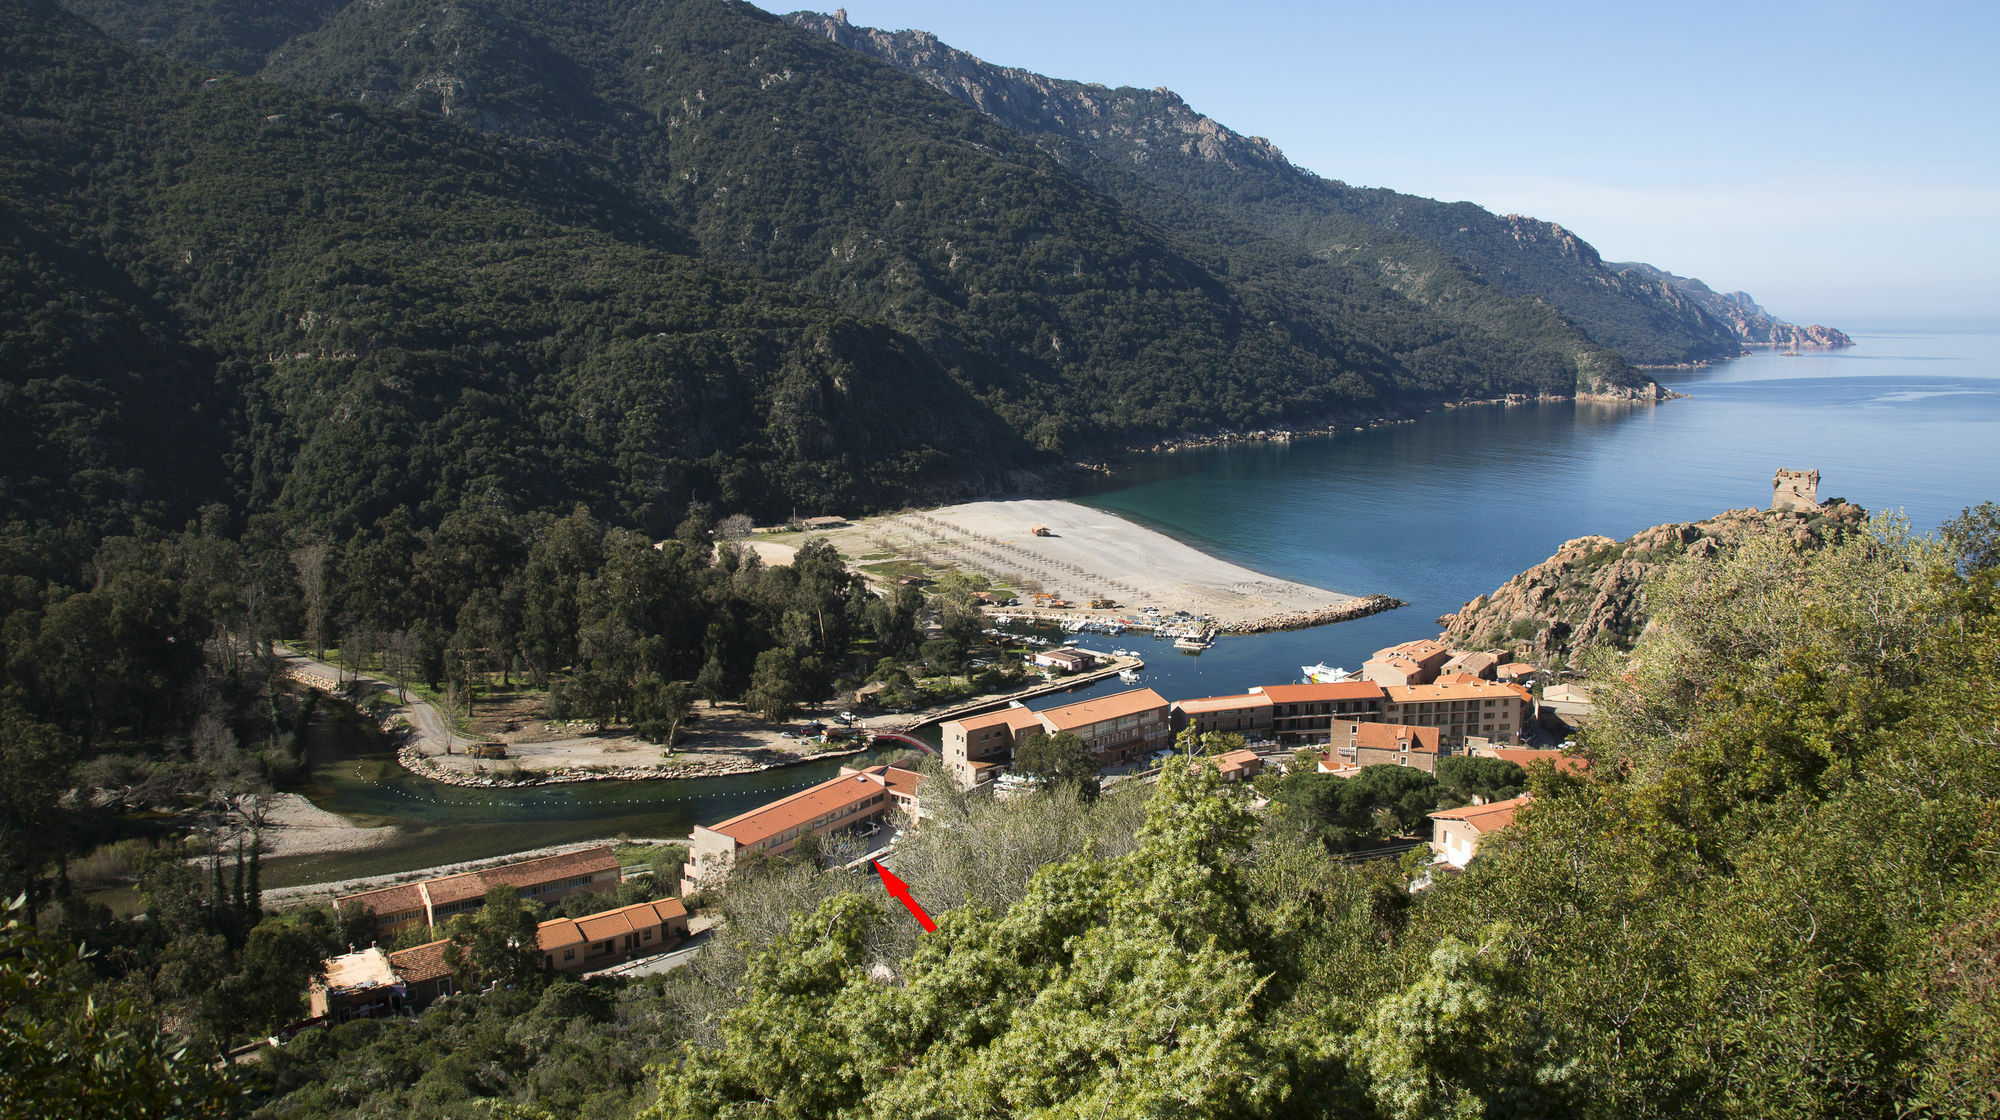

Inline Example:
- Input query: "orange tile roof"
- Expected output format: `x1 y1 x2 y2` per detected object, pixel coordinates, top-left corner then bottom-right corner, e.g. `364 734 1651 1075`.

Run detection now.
1375 639 1449 661
388 940 453 984
1347 722 1442 754
700 770 897 847
422 847 620 907
878 766 925 797
1495 663 1540 679
537 918 584 952
336 881 427 918
1037 688 1168 730
1387 680 1533 704
946 706 1045 734
1429 795 1531 833
1172 693 1274 714
1256 681 1386 705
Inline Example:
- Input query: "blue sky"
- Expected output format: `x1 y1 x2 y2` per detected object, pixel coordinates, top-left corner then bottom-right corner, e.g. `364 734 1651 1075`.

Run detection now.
761 1 1999 327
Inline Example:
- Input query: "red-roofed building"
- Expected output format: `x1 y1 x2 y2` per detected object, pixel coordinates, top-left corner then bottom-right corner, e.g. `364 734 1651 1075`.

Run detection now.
1254 681 1387 746
336 848 622 936
942 704 1048 786
1170 692 1274 738
682 765 925 891
1429 795 1531 867
540 898 688 973
1384 680 1532 748
1035 688 1172 766
1198 748 1265 783
1363 639 1453 686
1331 720 1446 771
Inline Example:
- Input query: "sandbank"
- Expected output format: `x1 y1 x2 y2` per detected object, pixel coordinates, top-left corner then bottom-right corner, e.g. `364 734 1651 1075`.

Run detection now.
820 498 1359 627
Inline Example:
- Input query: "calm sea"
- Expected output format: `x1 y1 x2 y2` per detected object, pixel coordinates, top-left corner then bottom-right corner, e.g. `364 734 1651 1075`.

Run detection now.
1060 329 2000 703
266 329 2000 885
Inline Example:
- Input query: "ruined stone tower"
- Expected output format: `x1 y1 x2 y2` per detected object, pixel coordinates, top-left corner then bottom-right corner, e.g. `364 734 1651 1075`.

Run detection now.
1771 469 1820 512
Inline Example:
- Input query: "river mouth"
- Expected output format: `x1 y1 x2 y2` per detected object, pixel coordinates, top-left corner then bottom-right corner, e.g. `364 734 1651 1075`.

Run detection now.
261 706 919 888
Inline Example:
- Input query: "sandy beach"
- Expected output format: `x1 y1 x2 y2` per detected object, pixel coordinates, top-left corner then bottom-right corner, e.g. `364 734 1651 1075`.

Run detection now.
817 498 1360 627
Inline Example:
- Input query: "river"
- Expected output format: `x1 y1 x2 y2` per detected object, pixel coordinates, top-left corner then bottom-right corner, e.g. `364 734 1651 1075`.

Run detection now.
265 327 2000 887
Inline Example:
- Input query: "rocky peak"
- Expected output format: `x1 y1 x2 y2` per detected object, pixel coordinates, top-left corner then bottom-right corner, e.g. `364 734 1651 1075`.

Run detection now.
1438 501 1868 667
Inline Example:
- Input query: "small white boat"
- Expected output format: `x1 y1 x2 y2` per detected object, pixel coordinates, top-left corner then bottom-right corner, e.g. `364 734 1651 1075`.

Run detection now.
1118 669 1142 683
1301 662 1357 684
1174 635 1211 652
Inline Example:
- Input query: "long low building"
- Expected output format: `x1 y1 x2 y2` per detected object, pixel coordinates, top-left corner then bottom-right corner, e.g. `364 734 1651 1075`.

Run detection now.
681 764 924 893
1255 681 1388 746
1169 692 1273 738
320 896 695 1019
336 847 622 937
942 688 1171 787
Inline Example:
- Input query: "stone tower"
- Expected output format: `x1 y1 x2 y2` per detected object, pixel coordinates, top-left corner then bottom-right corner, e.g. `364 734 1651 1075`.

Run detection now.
1771 469 1820 512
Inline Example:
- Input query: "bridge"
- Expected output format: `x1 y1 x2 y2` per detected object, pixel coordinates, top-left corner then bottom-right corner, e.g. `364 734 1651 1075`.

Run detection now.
867 730 937 756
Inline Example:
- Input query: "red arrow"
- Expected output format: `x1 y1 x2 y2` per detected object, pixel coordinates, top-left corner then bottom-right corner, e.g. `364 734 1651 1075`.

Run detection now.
871 860 936 932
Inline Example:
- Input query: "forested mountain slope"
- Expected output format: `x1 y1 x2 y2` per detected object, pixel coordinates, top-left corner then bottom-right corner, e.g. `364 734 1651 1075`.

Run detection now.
787 11 1848 367
5 0 1033 536
23 0 1671 541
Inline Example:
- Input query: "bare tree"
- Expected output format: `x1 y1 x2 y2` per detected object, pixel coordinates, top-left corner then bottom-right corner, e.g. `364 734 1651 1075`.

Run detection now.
290 541 331 658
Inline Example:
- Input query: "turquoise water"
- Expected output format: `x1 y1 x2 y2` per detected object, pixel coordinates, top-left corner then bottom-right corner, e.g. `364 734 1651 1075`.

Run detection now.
1065 328 2000 702
270 329 2000 885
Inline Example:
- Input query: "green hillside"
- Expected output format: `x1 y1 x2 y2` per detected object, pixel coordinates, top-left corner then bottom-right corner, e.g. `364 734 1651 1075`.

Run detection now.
787 12 1764 367
18 0 1669 539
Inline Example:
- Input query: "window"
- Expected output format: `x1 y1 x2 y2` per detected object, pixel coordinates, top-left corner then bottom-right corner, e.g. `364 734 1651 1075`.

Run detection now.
643 929 653 940
563 949 575 961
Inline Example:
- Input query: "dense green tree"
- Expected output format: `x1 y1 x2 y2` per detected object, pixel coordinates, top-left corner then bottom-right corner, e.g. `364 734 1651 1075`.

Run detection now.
744 648 802 722
1433 755 1526 807
441 886 546 994
1012 730 1102 798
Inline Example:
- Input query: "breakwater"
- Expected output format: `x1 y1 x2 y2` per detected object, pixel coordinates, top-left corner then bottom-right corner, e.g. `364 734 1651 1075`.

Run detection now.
1224 594 1405 635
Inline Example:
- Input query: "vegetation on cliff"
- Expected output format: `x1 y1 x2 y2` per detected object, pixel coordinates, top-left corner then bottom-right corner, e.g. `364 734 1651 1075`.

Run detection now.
1439 500 1870 666
2 507 1994 1118
785 10 1835 369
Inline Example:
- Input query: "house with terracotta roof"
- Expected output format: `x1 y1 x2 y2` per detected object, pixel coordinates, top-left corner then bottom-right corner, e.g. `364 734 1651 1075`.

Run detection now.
386 940 455 1009
336 847 622 936
1328 720 1446 772
1429 795 1531 867
1440 650 1503 680
1495 662 1543 684
942 704 1048 786
1254 681 1387 746
1169 692 1274 738
681 764 925 892
1362 639 1453 686
308 947 405 1023
1383 680 1532 748
1035 687 1171 767
1540 682 1595 723
538 897 688 974
1196 748 1265 783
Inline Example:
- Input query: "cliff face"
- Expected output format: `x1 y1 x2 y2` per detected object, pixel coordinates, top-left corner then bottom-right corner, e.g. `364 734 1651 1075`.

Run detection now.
785 9 1815 370
1612 262 1854 351
1439 502 1868 667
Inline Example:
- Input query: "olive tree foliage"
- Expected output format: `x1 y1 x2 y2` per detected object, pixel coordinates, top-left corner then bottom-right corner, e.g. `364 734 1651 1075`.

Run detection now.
1387 513 2000 1119
0 898 239 1118
644 763 1287 1120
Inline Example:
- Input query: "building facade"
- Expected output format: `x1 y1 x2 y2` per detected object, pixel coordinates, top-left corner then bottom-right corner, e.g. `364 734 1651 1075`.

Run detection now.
336 847 622 937
1169 693 1274 739
1256 682 1388 746
1383 680 1532 748
681 765 924 893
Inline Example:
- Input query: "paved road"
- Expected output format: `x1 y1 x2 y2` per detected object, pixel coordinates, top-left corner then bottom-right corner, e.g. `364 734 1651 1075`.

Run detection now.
588 926 716 978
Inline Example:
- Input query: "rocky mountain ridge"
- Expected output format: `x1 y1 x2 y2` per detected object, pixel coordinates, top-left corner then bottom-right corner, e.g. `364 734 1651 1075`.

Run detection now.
786 8 1847 369
1439 501 1869 667
1612 262 1855 351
